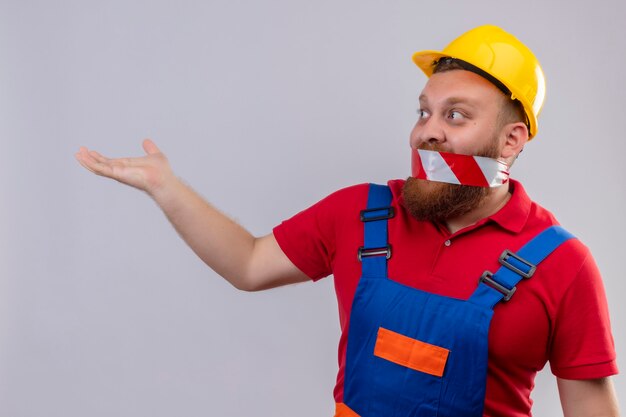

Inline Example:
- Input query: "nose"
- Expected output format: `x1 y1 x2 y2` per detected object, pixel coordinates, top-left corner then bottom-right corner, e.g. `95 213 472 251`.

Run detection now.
409 116 446 150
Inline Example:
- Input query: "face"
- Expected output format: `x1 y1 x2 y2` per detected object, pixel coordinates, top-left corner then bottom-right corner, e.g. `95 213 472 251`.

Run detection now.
403 70 507 222
410 69 507 153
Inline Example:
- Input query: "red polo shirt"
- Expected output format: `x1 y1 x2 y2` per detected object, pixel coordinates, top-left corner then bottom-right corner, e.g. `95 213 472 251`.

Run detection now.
273 179 617 417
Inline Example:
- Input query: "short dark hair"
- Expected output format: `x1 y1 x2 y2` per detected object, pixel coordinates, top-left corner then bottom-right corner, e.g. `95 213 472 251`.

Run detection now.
433 57 527 131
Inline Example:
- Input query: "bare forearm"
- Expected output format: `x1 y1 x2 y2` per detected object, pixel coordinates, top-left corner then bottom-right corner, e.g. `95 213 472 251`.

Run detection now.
151 177 258 289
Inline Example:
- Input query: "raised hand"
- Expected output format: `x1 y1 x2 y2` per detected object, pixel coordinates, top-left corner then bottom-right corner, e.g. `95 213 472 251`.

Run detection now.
75 139 175 197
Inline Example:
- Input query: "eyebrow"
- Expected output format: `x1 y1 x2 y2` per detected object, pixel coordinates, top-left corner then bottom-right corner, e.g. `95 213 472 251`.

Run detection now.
418 94 481 108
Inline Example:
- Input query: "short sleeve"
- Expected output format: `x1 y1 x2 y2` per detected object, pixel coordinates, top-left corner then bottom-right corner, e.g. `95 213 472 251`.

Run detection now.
549 251 618 379
273 184 369 282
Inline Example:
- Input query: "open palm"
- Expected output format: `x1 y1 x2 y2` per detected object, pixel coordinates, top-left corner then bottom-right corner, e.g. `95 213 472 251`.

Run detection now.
75 139 174 195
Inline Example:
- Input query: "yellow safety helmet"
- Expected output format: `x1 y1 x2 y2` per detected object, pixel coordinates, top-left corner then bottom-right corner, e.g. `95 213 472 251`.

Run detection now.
412 25 545 139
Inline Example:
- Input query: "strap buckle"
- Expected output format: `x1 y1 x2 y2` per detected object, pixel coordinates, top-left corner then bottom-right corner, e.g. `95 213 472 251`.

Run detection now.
479 271 516 302
358 245 392 261
360 206 395 222
499 249 537 279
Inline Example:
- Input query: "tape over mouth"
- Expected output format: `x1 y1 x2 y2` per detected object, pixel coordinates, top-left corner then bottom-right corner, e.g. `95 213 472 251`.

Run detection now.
412 149 509 187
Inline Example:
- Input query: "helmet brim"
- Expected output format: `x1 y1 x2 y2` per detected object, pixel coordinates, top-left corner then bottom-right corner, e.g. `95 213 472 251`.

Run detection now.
412 50 449 77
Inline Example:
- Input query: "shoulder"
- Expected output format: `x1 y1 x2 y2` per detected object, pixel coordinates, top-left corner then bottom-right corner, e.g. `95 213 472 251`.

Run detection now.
274 180 405 242
274 183 372 236
321 183 371 205
515 181 591 267
326 180 405 200
305 180 405 213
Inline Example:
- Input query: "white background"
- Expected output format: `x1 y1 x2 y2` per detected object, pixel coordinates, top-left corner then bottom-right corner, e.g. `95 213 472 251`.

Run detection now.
1 0 624 415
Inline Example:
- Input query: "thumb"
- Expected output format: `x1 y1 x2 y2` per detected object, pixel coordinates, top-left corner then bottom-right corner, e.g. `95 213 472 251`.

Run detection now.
142 138 161 155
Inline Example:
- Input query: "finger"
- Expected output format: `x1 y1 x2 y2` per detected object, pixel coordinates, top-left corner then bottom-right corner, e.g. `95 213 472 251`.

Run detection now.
88 150 110 163
76 146 143 184
75 152 98 175
77 154 113 177
142 138 161 155
77 147 95 160
77 148 99 167
77 147 108 165
77 149 118 177
89 151 145 174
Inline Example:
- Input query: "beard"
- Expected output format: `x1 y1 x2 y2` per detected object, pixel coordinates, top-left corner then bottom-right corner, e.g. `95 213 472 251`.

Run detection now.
402 140 501 223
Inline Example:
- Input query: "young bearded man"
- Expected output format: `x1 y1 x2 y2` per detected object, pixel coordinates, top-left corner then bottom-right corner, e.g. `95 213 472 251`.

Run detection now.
76 25 619 417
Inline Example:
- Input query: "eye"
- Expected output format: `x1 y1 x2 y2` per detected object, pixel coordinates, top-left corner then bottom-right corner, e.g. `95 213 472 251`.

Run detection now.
417 109 430 119
448 110 464 120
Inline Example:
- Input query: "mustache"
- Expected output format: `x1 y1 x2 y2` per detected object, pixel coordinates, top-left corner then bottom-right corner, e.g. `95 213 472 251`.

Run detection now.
417 143 447 152
416 140 502 161
416 144 475 157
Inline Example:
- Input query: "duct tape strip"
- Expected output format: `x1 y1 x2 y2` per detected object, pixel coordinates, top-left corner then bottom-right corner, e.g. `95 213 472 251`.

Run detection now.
411 149 509 187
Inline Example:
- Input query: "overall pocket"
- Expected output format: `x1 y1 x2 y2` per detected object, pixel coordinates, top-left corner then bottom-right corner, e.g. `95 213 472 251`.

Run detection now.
371 327 449 417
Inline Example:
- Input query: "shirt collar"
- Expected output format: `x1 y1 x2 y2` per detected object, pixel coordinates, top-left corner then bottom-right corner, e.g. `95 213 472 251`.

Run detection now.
486 178 531 233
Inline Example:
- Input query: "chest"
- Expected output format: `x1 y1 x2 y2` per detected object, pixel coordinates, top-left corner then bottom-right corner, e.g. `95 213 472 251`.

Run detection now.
333 223 554 370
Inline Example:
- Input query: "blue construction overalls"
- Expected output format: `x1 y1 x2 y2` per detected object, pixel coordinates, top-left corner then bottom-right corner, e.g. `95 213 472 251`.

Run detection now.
335 184 574 417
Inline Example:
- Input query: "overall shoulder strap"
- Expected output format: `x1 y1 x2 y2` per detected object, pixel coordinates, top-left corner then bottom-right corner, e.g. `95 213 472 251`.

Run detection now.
468 225 576 309
359 184 394 278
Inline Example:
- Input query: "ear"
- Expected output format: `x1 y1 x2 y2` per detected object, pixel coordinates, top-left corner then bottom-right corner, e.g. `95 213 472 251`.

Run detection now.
499 122 529 161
